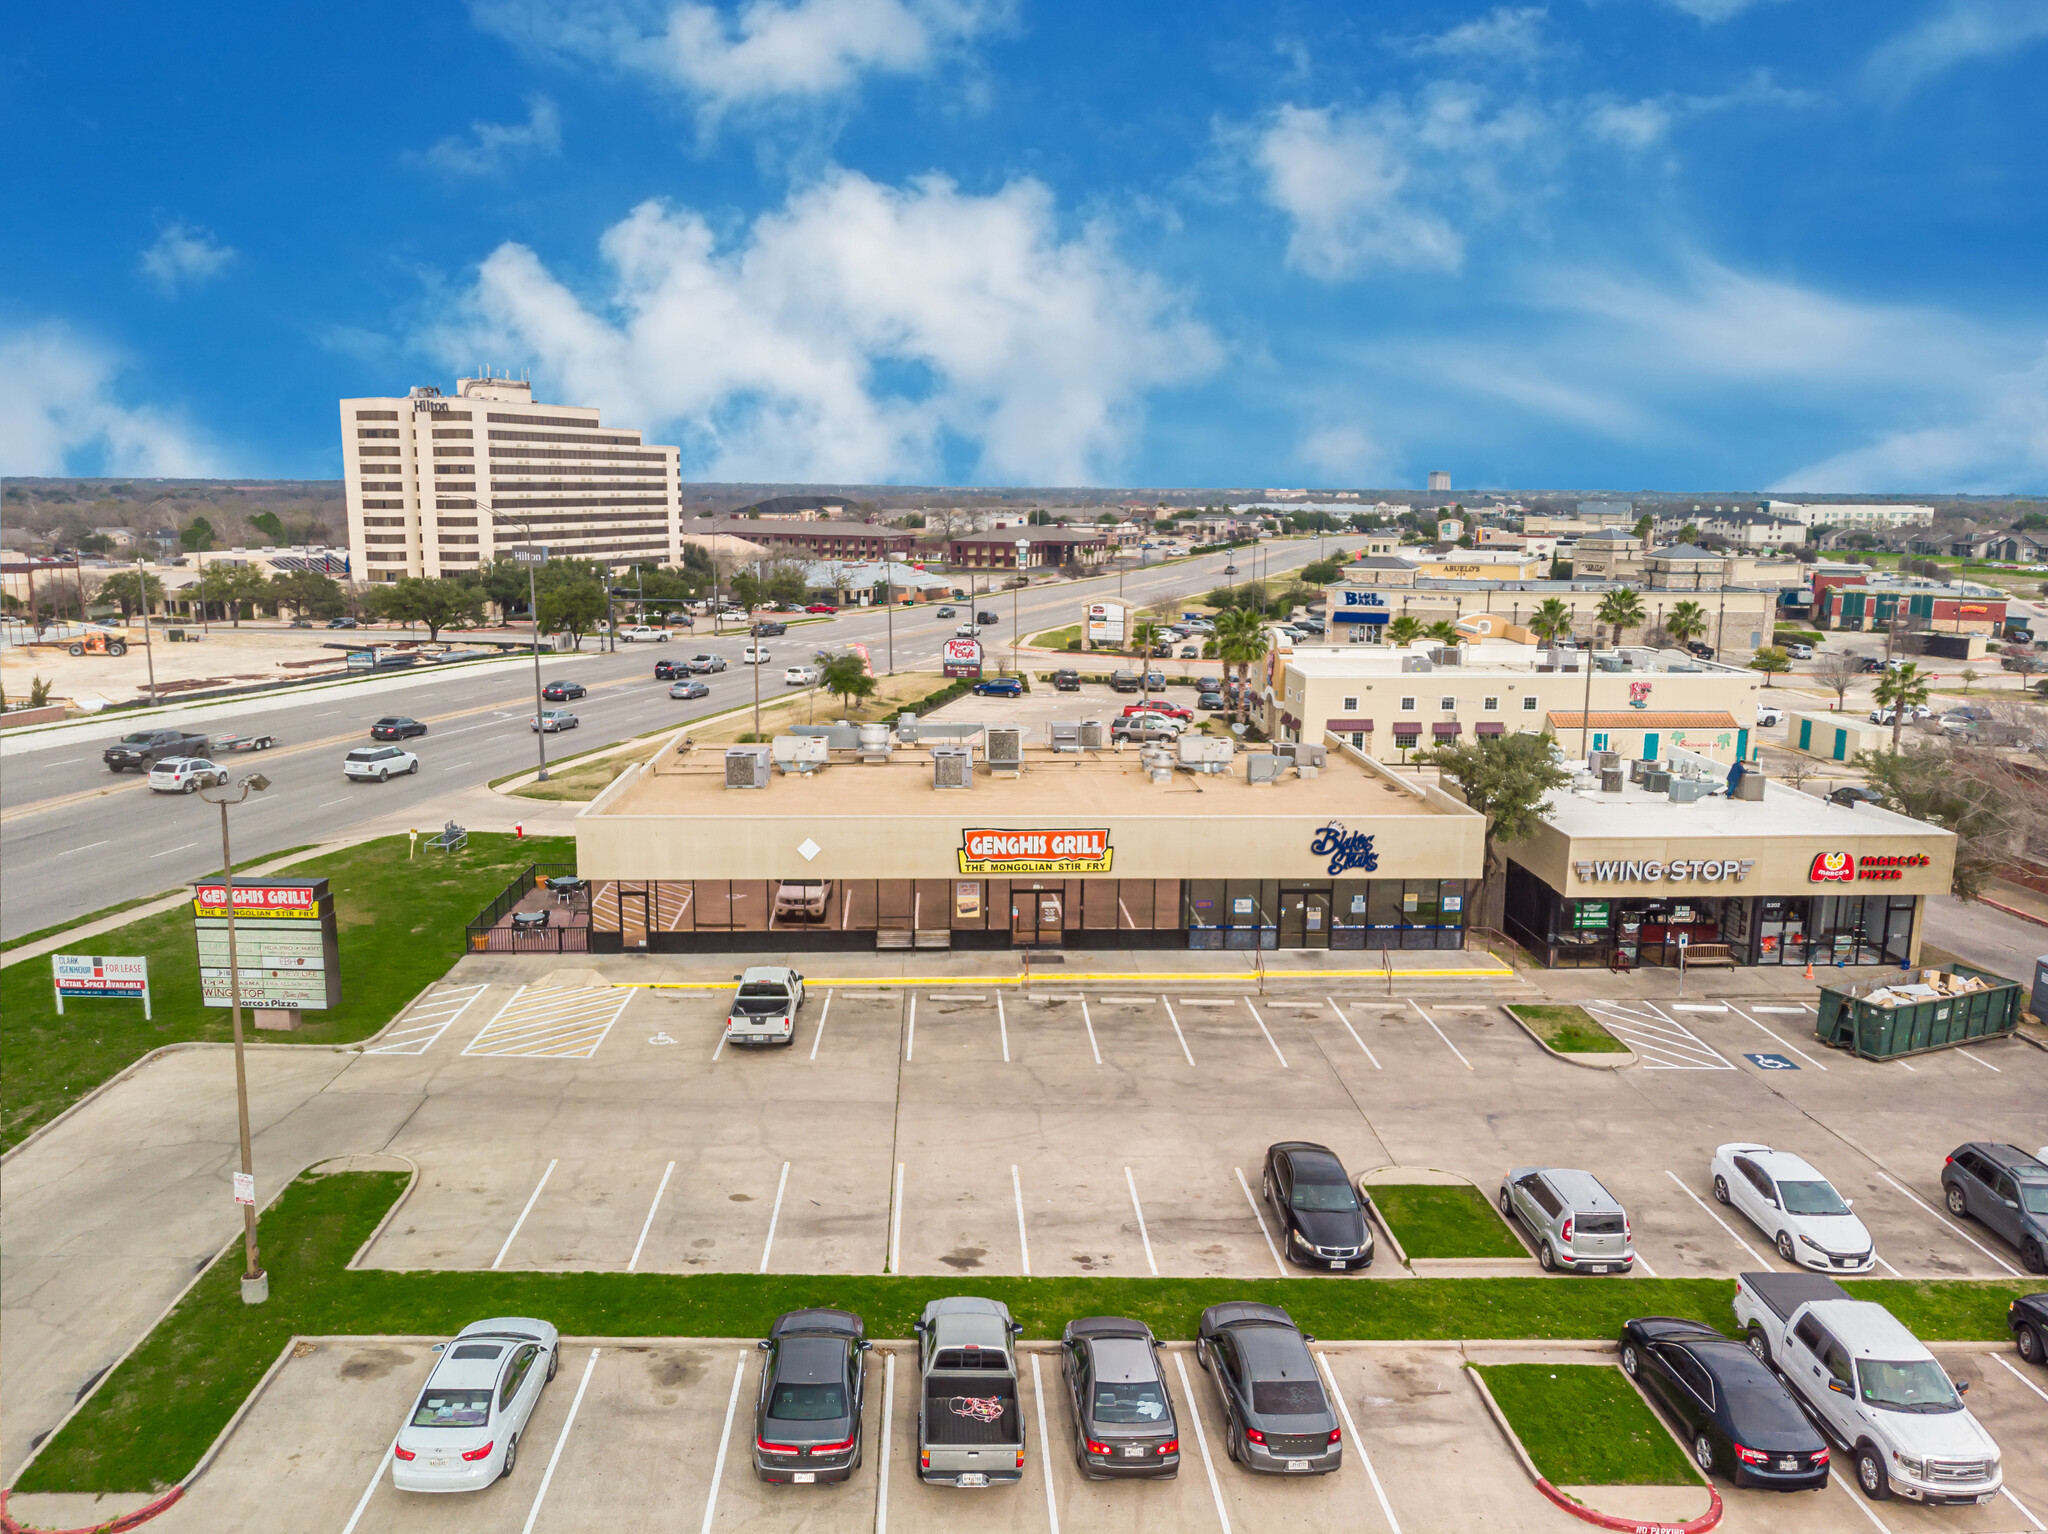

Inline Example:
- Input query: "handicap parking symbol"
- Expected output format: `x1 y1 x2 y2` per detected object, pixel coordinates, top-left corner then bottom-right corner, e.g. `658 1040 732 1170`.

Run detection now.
1743 1052 1799 1071
647 1031 677 1046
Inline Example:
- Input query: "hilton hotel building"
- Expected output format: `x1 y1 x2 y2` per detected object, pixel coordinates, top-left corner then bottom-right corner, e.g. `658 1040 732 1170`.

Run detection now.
340 375 683 581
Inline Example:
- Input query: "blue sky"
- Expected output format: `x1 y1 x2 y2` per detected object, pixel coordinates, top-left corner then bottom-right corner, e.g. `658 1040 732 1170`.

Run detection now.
3 1 2045 493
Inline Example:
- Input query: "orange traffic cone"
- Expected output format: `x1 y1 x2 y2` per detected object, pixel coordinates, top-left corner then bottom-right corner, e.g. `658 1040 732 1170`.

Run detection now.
1803 960 1814 981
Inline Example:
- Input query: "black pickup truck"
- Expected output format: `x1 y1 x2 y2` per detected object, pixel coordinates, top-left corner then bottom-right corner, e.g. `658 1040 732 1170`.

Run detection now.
103 729 211 773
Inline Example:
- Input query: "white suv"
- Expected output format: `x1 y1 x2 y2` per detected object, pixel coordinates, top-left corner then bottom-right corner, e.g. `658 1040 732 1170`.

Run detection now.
345 745 420 782
147 757 228 794
1711 1144 1875 1272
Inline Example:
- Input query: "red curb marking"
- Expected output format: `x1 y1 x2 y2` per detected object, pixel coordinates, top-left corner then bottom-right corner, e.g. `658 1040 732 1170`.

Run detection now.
1534 1476 1724 1534
0 1485 183 1534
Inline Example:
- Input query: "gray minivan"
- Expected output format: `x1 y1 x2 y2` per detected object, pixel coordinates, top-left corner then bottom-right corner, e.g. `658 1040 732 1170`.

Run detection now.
1499 1167 1634 1274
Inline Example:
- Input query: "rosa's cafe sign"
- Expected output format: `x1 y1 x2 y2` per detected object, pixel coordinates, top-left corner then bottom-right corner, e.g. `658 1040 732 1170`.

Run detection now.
942 636 983 679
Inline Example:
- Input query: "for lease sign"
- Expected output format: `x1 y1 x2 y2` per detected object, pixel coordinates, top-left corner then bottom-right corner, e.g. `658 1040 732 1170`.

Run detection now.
958 827 1113 874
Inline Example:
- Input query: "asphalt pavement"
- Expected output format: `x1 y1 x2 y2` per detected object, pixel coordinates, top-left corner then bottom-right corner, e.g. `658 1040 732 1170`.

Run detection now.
0 544 1319 941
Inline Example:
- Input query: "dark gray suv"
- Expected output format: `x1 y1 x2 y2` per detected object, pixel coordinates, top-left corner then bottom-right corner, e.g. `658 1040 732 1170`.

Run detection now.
1943 1144 2048 1273
1195 1303 1341 1475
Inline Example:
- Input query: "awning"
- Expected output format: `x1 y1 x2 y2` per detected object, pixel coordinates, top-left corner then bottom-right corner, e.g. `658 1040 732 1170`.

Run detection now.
1390 722 1422 736
1281 712 1301 731
1475 722 1504 736
1432 722 1462 737
1332 610 1389 624
1326 717 1373 731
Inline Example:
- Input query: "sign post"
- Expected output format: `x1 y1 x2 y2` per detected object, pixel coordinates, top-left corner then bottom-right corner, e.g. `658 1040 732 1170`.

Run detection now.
51 954 151 1020
1677 931 1690 998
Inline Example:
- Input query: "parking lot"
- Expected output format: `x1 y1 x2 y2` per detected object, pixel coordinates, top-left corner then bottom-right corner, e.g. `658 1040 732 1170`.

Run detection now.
340 973 2048 1286
110 1334 2047 1534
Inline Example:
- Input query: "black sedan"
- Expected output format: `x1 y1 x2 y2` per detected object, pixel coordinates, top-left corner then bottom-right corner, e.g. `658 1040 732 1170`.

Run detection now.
669 680 710 700
370 716 427 741
1262 1143 1371 1270
1060 1318 1179 1479
654 658 689 679
753 1309 870 1484
2014 1293 2048 1364
542 681 587 702
1196 1303 1340 1475
1620 1318 1829 1490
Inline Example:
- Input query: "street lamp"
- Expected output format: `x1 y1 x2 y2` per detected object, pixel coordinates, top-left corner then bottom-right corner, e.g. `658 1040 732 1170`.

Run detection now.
1013 539 1029 676
200 769 273 1304
490 513 551 782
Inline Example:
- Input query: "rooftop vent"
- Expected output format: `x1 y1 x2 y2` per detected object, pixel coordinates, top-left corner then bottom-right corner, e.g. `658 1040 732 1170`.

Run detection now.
1246 753 1284 785
856 722 893 764
1078 719 1107 751
1049 721 1081 754
1177 734 1234 774
986 726 1024 772
724 745 771 789
771 735 829 774
932 745 974 789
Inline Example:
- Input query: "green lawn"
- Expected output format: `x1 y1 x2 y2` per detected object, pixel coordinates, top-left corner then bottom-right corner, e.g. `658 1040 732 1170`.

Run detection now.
18 1170 2031 1496
0 832 572 1152
1370 1184 1529 1259
1477 1364 1698 1485
1508 1004 1629 1054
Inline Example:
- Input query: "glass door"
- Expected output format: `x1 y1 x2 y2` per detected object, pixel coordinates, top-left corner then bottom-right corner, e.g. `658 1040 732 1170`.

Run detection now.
1278 889 1332 948
620 888 649 950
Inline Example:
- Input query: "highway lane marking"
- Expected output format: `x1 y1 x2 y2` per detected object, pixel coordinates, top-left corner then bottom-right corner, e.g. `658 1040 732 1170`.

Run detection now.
1243 999 1289 1068
1171 1353 1234 1534
437 760 475 771
492 1159 558 1270
71 839 109 853
697 1353 747 1534
1407 998 1472 1070
1236 1166 1288 1276
519 1348 601 1534
628 1161 675 1272
1316 1353 1404 1534
1013 1164 1032 1276
318 797 348 807
1160 996 1196 1066
1126 1167 1158 1275
1327 997 1381 1068
147 841 199 858
1664 1170 1768 1267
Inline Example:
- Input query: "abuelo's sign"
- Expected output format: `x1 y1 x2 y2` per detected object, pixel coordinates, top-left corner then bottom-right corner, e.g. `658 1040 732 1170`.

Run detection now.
958 828 1112 874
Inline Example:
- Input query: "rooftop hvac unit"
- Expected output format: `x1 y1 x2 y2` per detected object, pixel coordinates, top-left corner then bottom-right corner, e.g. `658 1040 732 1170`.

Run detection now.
793 724 862 750
1177 734 1235 773
1667 777 1713 804
931 745 974 789
1600 767 1624 793
1078 719 1107 751
1400 655 1435 673
724 745 772 789
1734 771 1766 801
1628 757 1647 783
856 722 893 763
770 735 830 774
894 715 922 746
1246 753 1284 785
1643 770 1671 793
986 726 1025 770
1049 721 1081 754
1293 743 1327 769
1430 645 1463 666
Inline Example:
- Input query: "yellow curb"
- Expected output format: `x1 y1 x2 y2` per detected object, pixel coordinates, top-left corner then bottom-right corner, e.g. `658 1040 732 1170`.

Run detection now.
609 965 1515 990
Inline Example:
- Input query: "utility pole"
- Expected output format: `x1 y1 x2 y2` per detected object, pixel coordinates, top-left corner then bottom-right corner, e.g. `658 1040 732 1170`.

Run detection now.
884 559 895 675
134 549 158 707
201 772 273 1303
1013 539 1029 677
491 510 551 781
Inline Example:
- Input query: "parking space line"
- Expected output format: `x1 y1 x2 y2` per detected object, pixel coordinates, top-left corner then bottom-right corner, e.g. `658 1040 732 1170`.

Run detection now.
1236 1167 1288 1276
1588 1001 1732 1070
493 1159 558 1270
876 1351 895 1533
1954 1048 2002 1072
889 1162 904 1273
1868 1168 2022 1277
1126 1168 1158 1275
629 1161 674 1271
1723 1001 1829 1070
808 988 833 1060
1243 999 1289 1068
367 983 489 1056
1081 997 1102 1065
1161 996 1195 1066
2005 1485 2046 1533
339 1433 399 1534
1030 1354 1061 1534
1407 998 1472 1070
1992 1351 2048 1406
520 1348 600 1534
759 1161 790 1272
1753 1005 1808 1014
698 1352 747 1534
1316 1352 1403 1534
1664 1169 1768 1267
1874 1253 1904 1277
1325 997 1382 1068
1834 1470 1895 1534
463 986 628 1059
1632 1252 1659 1278
904 992 916 1062
1671 1004 1727 1013
1013 1164 1033 1276
997 992 1010 1062
1172 1353 1233 1534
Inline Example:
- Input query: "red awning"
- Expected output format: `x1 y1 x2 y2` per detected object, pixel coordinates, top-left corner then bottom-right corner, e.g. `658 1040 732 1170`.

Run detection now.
1432 722 1462 736
1475 722 1505 736
1327 717 1373 731
1390 721 1422 735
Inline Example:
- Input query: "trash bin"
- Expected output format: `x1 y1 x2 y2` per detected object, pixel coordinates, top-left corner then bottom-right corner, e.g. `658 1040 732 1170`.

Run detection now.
2032 955 2048 1024
1815 964 2023 1060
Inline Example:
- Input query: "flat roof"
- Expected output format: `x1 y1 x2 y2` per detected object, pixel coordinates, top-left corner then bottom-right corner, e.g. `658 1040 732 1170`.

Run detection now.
599 741 1448 821
1540 771 1940 841
1281 644 1748 678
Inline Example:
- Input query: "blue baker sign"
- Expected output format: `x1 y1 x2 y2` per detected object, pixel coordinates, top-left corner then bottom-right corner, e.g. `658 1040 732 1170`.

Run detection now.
1310 822 1379 876
1332 589 1389 625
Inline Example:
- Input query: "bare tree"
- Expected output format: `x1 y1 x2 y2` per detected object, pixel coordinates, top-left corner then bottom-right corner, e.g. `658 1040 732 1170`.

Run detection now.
1809 648 1862 712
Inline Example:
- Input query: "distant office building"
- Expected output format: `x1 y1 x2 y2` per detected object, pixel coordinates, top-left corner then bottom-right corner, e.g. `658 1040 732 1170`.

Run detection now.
1428 471 1452 492
340 376 682 582
1763 501 1935 530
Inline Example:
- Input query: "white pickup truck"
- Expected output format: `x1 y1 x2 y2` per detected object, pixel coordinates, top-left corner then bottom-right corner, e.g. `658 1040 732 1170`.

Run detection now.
618 625 671 643
1733 1271 2002 1506
724 967 805 1047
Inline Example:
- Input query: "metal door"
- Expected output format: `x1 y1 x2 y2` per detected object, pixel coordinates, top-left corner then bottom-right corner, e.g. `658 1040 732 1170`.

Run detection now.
621 888 649 950
1012 887 1062 945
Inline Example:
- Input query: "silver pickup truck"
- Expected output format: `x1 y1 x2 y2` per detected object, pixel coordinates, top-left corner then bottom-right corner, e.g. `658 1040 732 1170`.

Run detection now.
914 1297 1026 1487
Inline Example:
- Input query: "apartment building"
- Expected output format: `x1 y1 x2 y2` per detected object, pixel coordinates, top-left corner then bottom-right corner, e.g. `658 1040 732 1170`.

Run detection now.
1763 501 1935 530
340 376 682 582
1320 576 1776 655
707 517 917 562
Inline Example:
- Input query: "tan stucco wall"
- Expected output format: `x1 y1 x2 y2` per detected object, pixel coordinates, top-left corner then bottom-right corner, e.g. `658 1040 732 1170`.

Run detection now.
1276 666 1765 742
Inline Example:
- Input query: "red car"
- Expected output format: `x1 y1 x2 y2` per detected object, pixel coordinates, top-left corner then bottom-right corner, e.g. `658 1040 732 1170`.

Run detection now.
1122 700 1193 722
805 603 838 614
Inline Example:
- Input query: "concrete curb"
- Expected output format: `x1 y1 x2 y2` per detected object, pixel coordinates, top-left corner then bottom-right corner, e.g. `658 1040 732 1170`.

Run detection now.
1358 1191 1410 1269
342 1155 423 1270
1499 1004 1639 1070
1980 896 2048 932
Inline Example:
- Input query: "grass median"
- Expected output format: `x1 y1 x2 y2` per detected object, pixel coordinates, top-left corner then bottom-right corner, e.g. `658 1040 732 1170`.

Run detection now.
1508 1003 1628 1055
0 832 571 1152
21 1169 2031 1496
1370 1183 1528 1259
1476 1363 1698 1485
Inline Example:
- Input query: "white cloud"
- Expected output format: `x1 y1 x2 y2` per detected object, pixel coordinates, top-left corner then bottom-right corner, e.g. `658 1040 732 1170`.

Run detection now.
415 96 562 174
439 170 1217 483
1864 0 2048 97
139 222 235 294
0 325 220 476
1658 0 1783 20
471 0 1002 112
1297 422 1391 482
1404 6 1554 64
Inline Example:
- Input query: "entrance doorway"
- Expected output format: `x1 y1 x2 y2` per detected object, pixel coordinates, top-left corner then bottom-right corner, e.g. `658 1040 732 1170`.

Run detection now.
1278 889 1331 948
620 888 649 950
1011 887 1063 946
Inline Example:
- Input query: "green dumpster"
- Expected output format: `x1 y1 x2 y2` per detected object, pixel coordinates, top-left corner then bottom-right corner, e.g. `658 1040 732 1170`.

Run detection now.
1815 964 2022 1061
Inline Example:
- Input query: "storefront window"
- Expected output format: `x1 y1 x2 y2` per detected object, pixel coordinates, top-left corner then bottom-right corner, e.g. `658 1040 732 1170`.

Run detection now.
731 881 770 932
695 881 732 930
914 879 952 931
1082 880 1120 929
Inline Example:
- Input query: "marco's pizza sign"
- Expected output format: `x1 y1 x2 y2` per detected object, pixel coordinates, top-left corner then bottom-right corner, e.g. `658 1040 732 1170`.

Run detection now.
958 828 1112 874
1810 851 1931 884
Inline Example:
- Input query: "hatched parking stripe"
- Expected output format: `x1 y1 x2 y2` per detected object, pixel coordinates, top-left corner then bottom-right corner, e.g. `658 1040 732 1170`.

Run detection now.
463 986 631 1059
1588 1000 1735 1069
365 982 488 1056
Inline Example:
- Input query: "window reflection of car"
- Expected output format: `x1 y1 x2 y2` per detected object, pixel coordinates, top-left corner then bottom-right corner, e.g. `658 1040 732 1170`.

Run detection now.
774 880 832 922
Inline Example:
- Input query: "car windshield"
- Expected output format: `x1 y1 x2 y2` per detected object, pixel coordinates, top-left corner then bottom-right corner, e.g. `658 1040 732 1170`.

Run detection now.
121 732 156 744
1091 1381 1170 1424
1576 1212 1626 1235
411 1388 492 1427
1251 1379 1327 1416
1290 1180 1358 1212
1856 1359 1961 1413
767 1381 846 1421
1778 1180 1851 1216
2020 1182 2048 1215
735 986 789 1015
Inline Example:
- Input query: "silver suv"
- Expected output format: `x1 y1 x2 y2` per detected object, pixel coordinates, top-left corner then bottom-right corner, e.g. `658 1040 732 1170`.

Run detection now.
1499 1167 1634 1274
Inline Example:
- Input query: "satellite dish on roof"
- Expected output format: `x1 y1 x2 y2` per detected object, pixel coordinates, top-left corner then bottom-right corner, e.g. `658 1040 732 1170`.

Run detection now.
1230 722 1248 736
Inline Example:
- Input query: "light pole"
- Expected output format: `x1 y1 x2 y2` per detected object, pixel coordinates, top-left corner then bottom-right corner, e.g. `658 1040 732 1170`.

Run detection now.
134 549 159 708
490 512 550 781
201 770 272 1303
884 559 895 676
1013 539 1029 676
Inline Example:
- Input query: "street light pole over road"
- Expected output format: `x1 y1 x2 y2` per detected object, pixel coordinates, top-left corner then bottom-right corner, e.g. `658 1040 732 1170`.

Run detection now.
200 770 272 1303
491 510 551 781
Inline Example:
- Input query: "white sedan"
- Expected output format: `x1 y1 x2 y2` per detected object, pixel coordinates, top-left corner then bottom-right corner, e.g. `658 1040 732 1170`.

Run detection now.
344 745 420 782
392 1317 559 1493
147 757 229 794
784 666 819 686
1710 1143 1875 1273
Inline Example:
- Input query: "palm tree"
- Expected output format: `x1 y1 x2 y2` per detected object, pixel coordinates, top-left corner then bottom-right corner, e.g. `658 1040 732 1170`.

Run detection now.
1663 599 1708 653
1425 619 1463 645
1528 597 1573 647
1213 607 1269 729
1873 661 1930 752
1596 587 1646 649
1386 614 1423 647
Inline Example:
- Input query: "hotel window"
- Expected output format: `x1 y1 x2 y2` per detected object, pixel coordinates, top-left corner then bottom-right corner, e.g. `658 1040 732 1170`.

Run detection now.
1440 696 1456 712
1342 696 1358 711
1399 696 1415 712
1522 695 1538 711
1483 696 1499 711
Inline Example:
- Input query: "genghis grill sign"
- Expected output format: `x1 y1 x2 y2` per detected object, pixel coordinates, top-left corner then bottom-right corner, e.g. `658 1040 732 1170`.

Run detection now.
958 827 1112 874
1572 856 1755 885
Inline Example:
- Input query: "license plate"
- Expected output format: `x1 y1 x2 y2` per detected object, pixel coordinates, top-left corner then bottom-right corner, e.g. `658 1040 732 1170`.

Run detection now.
1592 1264 1613 1273
426 1458 450 1469
1124 1446 1146 1458
792 1471 816 1483
1778 1459 1798 1471
957 1473 989 1487
1287 1459 1310 1472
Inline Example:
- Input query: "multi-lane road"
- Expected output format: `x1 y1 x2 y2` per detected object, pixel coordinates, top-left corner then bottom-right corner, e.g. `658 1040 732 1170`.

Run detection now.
1 543 1322 941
